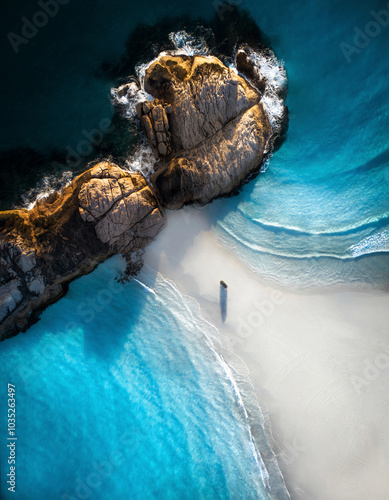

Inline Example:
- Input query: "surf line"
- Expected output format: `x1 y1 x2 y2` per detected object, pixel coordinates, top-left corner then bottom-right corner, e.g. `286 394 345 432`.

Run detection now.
132 278 156 295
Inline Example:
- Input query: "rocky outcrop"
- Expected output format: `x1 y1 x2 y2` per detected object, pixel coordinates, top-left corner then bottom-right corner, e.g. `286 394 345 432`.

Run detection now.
137 54 272 208
154 105 270 208
0 162 165 338
136 100 172 160
78 162 164 253
1 51 278 339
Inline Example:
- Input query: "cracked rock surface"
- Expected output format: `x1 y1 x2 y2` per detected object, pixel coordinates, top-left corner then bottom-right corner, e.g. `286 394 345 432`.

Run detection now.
140 54 272 208
1 54 274 339
137 100 172 160
0 162 165 338
78 163 165 251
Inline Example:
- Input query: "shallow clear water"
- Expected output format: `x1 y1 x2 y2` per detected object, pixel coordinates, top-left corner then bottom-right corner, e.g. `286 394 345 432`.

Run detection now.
1 0 389 497
210 0 389 288
0 257 289 499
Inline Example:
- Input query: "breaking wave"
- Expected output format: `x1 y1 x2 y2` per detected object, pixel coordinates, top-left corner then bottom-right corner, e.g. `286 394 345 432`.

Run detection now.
21 170 73 210
123 140 156 179
233 46 287 134
168 30 211 56
350 229 389 257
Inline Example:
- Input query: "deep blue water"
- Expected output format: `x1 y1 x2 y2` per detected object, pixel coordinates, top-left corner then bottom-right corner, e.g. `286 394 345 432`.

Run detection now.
1 0 389 498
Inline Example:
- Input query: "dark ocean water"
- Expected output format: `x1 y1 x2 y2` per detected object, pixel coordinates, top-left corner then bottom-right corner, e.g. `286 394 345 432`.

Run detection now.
1 0 388 499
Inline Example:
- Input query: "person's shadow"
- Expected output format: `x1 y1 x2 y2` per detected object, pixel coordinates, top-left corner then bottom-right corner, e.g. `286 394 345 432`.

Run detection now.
219 281 228 323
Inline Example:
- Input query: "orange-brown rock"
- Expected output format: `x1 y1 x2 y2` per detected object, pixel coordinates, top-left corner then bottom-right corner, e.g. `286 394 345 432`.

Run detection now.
140 54 272 208
1 53 275 338
138 99 172 160
0 162 165 339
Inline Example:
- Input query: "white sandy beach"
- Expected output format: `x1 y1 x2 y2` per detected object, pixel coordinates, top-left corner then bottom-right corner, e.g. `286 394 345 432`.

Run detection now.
144 206 389 500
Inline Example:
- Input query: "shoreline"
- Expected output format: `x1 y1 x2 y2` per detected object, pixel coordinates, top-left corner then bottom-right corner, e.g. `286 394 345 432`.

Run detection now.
144 206 389 500
150 267 291 499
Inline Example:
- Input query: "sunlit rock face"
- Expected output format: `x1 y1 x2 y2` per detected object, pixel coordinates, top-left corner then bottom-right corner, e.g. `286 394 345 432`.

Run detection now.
136 100 173 160
0 162 165 338
139 54 272 209
1 53 274 338
78 162 165 251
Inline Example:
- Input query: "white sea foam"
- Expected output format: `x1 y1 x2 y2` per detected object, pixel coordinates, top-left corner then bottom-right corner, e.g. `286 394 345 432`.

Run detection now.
216 220 357 260
134 30 211 89
234 47 287 134
121 140 156 179
111 82 153 119
168 30 210 56
132 277 156 295
350 229 389 257
250 213 389 236
22 170 73 210
156 271 279 493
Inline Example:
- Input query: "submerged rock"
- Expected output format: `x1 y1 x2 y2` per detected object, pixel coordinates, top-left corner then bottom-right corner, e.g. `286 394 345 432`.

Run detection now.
0 162 165 338
137 54 272 208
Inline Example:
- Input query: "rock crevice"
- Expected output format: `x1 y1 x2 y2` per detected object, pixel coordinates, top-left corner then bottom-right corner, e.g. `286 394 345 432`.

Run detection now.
136 100 172 160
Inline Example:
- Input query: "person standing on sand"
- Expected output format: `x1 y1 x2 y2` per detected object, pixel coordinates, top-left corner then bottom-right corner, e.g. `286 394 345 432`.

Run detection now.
220 281 228 323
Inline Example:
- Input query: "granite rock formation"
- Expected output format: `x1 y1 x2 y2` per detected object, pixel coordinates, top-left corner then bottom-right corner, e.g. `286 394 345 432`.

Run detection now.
136 100 172 160
137 54 272 208
0 162 165 338
1 51 278 339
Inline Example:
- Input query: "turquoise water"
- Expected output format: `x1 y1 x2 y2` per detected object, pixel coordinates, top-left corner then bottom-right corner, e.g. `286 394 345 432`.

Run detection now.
211 0 389 288
0 257 289 499
1 0 389 497
3 0 387 284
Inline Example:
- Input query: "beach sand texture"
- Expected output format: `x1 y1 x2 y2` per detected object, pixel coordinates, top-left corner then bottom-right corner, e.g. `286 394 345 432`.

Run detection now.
145 206 389 500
